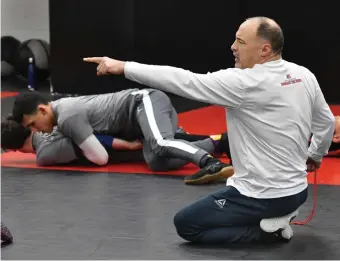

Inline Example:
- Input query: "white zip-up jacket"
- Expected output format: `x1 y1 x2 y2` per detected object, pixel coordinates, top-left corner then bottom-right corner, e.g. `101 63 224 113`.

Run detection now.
124 59 335 198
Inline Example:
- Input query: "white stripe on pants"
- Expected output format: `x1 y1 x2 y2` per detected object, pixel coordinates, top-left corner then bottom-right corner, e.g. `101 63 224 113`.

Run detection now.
133 89 199 154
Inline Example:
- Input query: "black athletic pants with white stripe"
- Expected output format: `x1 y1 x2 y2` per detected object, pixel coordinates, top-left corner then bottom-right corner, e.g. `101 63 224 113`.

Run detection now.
135 90 213 172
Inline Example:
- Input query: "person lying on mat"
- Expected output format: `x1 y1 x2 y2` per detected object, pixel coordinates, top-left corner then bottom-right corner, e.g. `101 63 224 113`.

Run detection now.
83 16 335 244
2 116 338 165
10 88 233 185
1 117 231 171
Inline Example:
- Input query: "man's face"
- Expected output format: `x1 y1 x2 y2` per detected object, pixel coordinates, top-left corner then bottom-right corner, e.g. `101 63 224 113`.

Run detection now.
22 105 54 133
231 19 271 69
333 116 340 143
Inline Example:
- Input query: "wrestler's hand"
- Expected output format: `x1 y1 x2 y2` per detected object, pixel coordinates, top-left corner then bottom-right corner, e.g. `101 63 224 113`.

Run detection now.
111 138 142 150
306 157 321 172
83 56 125 76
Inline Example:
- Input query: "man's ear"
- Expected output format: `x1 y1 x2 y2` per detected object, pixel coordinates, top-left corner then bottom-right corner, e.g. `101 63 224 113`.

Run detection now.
261 43 272 57
37 105 48 115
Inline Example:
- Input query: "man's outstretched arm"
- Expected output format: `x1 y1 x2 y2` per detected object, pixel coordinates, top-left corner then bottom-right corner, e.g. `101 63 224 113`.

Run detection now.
83 57 245 109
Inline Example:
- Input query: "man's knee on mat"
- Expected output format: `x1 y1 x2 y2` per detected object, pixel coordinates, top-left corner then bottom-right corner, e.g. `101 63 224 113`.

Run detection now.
146 158 169 172
173 209 200 242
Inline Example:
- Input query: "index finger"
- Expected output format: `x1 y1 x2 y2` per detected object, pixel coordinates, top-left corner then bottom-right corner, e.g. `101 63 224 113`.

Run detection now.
83 57 103 64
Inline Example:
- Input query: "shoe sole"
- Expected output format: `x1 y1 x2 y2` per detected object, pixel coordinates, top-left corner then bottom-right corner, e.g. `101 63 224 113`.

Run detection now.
260 210 299 233
184 166 234 185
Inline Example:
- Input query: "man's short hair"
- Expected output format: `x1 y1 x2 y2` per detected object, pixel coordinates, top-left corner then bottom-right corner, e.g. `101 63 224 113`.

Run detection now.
254 17 284 54
12 91 50 124
1 118 32 150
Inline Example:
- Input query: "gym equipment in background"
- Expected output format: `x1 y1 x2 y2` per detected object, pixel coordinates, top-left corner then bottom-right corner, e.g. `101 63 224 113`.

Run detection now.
1 36 21 78
14 39 51 88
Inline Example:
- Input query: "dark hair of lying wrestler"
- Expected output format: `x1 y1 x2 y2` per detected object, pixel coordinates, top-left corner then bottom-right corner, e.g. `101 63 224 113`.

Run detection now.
1 116 33 152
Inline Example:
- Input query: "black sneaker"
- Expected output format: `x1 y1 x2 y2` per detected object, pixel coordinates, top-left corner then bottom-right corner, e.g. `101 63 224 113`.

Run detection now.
184 161 234 185
176 126 188 134
214 132 231 158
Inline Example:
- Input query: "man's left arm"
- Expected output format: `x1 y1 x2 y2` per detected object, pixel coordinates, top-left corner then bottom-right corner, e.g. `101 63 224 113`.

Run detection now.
307 76 335 164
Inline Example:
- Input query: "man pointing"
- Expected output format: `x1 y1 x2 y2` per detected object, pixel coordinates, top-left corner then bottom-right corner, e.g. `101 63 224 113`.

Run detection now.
84 16 334 244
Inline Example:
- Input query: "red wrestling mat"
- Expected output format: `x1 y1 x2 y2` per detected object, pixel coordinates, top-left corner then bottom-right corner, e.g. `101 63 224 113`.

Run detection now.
178 105 227 135
0 91 19 98
1 105 340 185
330 104 340 115
1 151 339 185
0 151 230 177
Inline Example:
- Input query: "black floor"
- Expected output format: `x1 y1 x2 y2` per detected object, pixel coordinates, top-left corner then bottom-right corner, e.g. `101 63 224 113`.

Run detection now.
2 79 340 259
1 167 340 260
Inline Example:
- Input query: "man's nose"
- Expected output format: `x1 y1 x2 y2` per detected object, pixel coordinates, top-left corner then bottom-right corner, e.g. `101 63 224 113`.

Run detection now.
231 41 237 52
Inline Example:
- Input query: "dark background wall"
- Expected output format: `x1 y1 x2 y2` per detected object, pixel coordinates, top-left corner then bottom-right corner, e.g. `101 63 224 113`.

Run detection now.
49 0 340 109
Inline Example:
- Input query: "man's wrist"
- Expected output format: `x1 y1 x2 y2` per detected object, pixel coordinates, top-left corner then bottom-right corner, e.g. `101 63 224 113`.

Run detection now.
120 61 126 75
307 151 322 162
123 61 130 76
